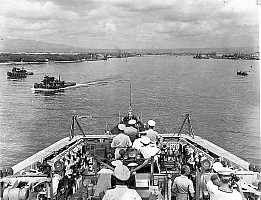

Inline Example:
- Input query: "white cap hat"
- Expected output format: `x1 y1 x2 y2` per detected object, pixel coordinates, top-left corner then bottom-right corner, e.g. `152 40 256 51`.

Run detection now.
218 167 233 176
114 164 130 181
128 119 136 125
111 160 123 167
148 120 156 126
213 162 233 175
118 124 126 131
127 163 138 167
140 136 150 145
97 168 114 174
213 162 223 172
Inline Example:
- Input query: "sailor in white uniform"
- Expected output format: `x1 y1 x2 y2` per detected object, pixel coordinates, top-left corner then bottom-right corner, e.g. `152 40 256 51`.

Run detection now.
139 137 160 160
111 124 132 159
102 160 142 200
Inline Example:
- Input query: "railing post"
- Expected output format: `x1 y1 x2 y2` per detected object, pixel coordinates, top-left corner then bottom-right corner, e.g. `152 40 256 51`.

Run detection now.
196 168 201 200
69 116 75 140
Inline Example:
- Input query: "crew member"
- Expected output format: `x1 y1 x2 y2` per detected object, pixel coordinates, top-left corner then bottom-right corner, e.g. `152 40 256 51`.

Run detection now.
139 137 160 160
124 119 138 142
102 161 142 200
206 174 220 200
111 124 132 159
206 163 244 200
172 165 195 200
144 120 161 145
132 131 150 152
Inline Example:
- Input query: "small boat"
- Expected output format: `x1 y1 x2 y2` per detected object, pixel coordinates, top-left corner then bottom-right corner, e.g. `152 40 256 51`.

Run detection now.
7 67 34 78
237 70 249 76
33 75 76 92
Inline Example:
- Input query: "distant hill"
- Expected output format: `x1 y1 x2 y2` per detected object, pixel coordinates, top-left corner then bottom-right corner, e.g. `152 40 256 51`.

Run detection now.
174 46 259 54
0 37 88 53
0 37 258 54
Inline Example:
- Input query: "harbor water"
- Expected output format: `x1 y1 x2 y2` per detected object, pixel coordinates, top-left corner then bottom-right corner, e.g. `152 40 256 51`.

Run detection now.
0 56 260 169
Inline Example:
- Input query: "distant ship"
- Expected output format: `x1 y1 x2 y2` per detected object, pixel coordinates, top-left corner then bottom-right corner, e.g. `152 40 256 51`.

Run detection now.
33 75 76 92
237 70 249 76
193 53 209 59
7 67 34 78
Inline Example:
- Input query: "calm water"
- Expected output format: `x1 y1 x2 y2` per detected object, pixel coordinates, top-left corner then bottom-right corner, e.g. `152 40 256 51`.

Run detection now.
0 56 260 169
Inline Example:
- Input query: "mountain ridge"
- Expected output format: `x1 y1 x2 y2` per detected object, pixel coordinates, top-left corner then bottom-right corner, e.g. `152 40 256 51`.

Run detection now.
0 37 258 54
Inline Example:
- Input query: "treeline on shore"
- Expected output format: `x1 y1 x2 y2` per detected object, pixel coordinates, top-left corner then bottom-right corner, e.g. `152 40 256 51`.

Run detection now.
0 51 259 63
0 51 144 63
0 53 94 63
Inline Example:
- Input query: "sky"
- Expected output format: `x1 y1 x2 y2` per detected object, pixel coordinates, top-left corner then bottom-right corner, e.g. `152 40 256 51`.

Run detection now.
0 0 259 49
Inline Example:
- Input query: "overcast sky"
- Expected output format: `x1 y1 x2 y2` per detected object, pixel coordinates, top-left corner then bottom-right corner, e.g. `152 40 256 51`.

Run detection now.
0 0 259 49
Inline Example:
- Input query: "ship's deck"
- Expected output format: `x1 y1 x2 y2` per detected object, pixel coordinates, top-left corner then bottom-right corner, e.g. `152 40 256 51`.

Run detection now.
182 134 250 170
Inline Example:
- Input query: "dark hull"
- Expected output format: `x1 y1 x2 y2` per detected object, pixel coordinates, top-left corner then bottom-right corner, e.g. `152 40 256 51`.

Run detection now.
7 72 27 78
33 82 76 91
7 68 34 78
237 71 249 76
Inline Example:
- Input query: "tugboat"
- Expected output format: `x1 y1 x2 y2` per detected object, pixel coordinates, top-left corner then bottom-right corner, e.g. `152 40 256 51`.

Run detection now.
7 67 34 78
237 70 249 76
33 75 76 92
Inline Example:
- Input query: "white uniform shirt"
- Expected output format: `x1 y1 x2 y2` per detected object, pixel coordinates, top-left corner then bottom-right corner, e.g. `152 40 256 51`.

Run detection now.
144 129 159 144
173 175 195 200
206 181 242 200
132 136 150 151
111 133 132 148
206 180 219 200
111 133 132 159
139 145 160 159
102 185 142 200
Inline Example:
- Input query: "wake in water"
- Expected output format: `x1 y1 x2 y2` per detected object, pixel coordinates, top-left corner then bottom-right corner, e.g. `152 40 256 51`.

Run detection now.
32 74 130 95
72 74 129 88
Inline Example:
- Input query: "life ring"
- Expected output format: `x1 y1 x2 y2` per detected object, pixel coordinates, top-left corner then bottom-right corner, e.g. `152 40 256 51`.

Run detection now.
201 158 211 170
54 160 64 172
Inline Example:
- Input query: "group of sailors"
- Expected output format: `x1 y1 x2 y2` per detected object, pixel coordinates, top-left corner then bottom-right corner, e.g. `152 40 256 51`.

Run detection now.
2 114 260 200
111 118 161 160
106 115 261 200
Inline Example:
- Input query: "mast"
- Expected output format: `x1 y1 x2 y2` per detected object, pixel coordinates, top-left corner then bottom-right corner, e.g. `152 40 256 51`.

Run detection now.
129 81 132 111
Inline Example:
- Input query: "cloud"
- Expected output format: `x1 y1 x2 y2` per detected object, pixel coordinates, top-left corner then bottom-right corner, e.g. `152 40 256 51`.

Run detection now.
0 0 258 49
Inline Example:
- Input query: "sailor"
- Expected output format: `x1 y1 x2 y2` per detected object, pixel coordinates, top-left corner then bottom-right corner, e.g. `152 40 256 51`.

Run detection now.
144 120 160 144
172 165 195 200
102 161 142 200
206 163 244 200
132 131 150 152
111 124 132 159
42 160 51 176
139 136 160 160
206 173 220 200
124 119 138 142
53 173 62 196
